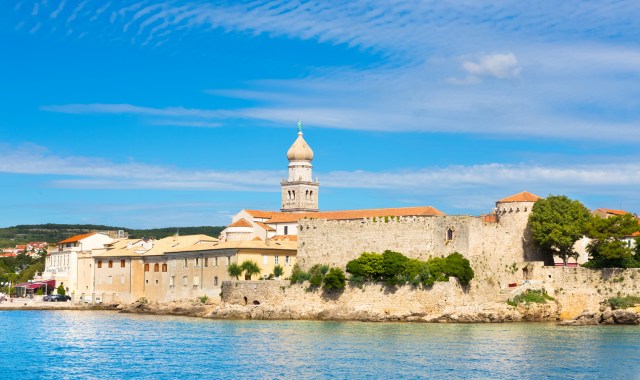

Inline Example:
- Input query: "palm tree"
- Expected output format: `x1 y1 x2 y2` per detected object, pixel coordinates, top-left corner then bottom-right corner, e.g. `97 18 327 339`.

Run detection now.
240 260 261 280
227 263 242 280
273 265 284 279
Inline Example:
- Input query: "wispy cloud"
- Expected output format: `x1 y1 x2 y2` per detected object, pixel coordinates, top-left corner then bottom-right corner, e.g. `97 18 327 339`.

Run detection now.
1 143 639 214
15 1 640 142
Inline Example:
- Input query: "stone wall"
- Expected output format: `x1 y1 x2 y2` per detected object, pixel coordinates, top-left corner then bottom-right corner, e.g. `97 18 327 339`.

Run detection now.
221 279 466 318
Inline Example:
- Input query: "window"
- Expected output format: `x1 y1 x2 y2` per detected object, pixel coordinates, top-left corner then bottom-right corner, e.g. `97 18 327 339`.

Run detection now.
182 276 188 286
263 255 268 265
214 276 218 286
108 260 113 268
97 261 103 269
285 256 290 266
144 263 150 272
154 263 159 272
284 226 288 235
274 256 279 265
184 258 188 268
447 228 454 241
195 258 199 267
169 276 175 288
120 259 126 268
215 257 218 267
107 276 113 285
155 279 159 285
227 256 230 266
162 263 168 272
204 257 209 267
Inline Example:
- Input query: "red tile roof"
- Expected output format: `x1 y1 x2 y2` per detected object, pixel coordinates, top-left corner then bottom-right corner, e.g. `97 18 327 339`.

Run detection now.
228 218 253 228
263 206 445 223
58 232 97 244
594 208 628 216
271 235 298 241
255 222 276 231
244 210 276 219
498 191 541 203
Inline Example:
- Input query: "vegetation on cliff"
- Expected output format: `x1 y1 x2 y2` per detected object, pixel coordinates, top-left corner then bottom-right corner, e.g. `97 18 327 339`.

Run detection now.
346 250 474 287
608 295 640 309
507 290 555 307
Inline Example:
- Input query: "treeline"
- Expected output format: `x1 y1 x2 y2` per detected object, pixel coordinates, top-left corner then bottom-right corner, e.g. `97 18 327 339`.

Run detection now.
0 224 225 247
289 250 474 291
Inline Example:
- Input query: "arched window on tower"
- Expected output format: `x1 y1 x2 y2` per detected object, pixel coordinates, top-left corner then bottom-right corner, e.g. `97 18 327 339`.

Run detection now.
310 190 313 199
292 191 295 200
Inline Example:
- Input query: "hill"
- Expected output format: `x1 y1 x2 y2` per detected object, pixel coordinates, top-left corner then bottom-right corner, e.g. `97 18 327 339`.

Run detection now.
0 224 225 248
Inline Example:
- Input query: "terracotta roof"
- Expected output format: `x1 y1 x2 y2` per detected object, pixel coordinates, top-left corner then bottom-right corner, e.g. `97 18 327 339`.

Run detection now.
497 191 541 203
594 208 628 216
229 218 253 228
143 234 218 256
264 206 445 223
252 236 263 241
482 213 498 223
58 232 97 244
271 235 298 241
165 239 296 253
244 210 275 219
630 231 640 237
255 222 275 231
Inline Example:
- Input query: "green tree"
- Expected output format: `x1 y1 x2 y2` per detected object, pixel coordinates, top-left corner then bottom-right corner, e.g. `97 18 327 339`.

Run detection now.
240 260 261 280
56 284 66 296
273 265 284 279
308 264 328 287
528 195 591 266
323 268 346 290
442 252 474 286
227 263 242 280
382 250 408 286
584 213 640 268
345 252 383 281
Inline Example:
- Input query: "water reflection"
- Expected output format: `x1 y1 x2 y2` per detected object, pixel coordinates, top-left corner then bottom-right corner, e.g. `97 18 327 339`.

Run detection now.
1 312 639 379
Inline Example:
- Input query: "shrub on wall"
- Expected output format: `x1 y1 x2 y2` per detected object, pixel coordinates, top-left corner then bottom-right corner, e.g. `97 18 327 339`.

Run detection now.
323 268 346 290
290 264 310 284
346 251 474 288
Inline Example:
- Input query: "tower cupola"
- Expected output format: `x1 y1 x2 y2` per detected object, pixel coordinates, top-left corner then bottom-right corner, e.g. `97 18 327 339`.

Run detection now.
281 121 319 213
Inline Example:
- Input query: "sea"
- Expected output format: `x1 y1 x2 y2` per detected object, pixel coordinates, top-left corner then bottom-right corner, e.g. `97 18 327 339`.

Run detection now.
0 310 639 379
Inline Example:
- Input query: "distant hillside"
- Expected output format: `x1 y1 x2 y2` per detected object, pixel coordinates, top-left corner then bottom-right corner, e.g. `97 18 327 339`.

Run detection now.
0 224 225 248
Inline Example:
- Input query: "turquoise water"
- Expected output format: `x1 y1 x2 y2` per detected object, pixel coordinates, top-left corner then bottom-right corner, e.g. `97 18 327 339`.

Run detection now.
1 311 639 379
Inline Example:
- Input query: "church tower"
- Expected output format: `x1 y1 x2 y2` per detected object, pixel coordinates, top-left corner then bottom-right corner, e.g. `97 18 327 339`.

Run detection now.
281 123 319 212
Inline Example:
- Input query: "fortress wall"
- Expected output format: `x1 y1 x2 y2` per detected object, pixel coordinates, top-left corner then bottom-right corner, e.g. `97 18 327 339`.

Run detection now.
538 267 640 319
221 279 466 317
297 216 474 269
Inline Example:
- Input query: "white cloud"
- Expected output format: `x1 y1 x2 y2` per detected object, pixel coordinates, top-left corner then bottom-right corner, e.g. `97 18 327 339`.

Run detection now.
459 53 521 81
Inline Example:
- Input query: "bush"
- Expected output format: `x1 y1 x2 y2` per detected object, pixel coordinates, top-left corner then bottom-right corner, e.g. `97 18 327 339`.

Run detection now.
382 250 409 286
323 268 346 290
290 264 310 284
199 295 208 304
56 284 66 296
608 296 640 309
442 253 474 286
507 290 554 306
346 252 383 281
346 251 474 288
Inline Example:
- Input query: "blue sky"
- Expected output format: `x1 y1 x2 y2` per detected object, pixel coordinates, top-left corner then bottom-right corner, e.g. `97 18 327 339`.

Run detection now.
1 1 639 228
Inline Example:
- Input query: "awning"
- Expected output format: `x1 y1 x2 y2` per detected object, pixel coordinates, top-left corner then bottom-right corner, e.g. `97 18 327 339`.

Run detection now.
14 280 56 289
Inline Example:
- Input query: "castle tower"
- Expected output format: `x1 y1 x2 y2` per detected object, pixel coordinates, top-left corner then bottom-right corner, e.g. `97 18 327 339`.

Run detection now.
281 122 319 212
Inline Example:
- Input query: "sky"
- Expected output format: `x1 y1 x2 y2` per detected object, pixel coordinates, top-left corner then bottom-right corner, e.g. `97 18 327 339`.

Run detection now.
1 1 640 229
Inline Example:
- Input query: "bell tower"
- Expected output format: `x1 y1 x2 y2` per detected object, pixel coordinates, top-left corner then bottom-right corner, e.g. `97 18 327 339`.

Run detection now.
281 122 319 212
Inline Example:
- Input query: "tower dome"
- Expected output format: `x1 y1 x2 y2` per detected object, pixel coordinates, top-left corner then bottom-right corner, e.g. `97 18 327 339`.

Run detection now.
286 131 314 161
